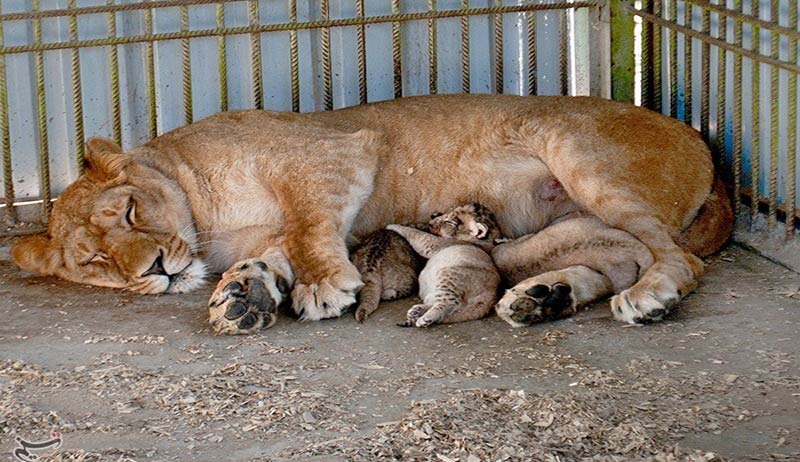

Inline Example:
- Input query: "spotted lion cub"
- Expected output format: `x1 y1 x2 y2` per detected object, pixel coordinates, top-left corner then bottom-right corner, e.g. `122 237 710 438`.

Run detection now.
387 203 501 328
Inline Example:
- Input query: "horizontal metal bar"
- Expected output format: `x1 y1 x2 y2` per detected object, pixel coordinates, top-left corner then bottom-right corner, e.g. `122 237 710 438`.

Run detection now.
739 188 800 224
631 6 800 74
0 2 603 55
0 0 242 22
687 0 800 41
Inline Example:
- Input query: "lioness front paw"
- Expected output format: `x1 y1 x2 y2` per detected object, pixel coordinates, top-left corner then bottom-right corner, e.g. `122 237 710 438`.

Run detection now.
292 264 364 321
208 259 291 335
610 283 679 324
496 281 575 327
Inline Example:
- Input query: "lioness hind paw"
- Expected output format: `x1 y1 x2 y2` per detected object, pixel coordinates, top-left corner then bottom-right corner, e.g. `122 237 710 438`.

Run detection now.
496 282 576 327
208 259 289 335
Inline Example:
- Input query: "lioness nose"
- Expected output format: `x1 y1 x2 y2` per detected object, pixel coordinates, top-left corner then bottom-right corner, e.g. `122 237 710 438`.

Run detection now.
141 250 167 277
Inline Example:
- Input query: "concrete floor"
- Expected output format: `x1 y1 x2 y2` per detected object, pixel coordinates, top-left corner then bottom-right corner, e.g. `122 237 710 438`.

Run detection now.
0 244 798 461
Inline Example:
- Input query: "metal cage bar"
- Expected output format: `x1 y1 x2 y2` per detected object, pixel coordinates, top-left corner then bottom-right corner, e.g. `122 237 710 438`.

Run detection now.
632 0 800 235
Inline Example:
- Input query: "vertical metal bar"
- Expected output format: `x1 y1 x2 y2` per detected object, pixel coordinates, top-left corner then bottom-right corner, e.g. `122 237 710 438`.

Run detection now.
320 0 332 110
180 5 193 124
684 0 693 124
669 0 678 117
700 4 710 140
392 0 402 99
68 0 84 172
0 3 15 223
248 0 263 109
33 0 51 220
356 0 367 104
732 0 743 212
461 0 470 94
494 0 503 94
107 0 122 145
751 0 760 219
217 3 228 112
560 6 569 96
653 0 663 112
642 0 652 107
289 0 300 112
144 0 157 138
768 0 779 227
527 8 536 96
788 0 798 236
428 0 438 95
715 0 726 169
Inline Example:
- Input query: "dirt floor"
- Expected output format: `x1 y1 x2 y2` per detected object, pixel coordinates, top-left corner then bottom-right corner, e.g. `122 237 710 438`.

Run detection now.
0 244 798 462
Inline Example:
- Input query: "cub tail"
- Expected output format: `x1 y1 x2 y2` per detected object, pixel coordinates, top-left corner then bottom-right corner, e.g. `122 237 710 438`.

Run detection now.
355 273 383 322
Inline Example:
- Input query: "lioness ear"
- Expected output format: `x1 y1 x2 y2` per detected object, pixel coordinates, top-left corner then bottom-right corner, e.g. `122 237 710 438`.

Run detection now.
12 234 63 275
84 137 129 182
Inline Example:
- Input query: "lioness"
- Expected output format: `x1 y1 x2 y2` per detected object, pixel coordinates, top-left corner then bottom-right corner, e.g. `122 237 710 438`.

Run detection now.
11 95 732 334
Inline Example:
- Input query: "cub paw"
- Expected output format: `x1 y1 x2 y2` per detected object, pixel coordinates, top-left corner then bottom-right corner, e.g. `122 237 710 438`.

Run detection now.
208 259 292 335
398 304 430 327
610 284 678 324
292 264 364 321
496 281 575 327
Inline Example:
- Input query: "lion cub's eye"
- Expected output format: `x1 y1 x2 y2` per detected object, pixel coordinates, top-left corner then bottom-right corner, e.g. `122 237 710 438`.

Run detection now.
125 197 136 227
83 253 110 266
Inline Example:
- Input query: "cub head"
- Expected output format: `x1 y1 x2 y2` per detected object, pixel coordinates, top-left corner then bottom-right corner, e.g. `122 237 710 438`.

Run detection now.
12 137 206 294
429 203 502 245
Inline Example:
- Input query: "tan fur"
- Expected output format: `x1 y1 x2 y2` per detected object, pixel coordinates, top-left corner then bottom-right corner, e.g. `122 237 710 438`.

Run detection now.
12 95 732 333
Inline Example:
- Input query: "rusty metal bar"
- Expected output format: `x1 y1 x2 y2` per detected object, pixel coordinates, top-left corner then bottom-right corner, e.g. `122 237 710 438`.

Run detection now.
108 0 122 145
461 0 470 93
356 0 367 104
217 3 228 112
0 2 14 223
715 0 726 167
653 0 662 112
527 8 536 96
669 0 678 117
144 0 157 138
33 0 51 221
320 0 332 109
788 0 798 236
180 5 192 124
290 0 300 112
684 0 693 124
686 0 800 41
768 0 779 228
751 0 760 220
392 0 402 99
642 0 652 106
700 4 710 140
560 6 568 96
248 0 262 110
732 0 742 212
494 0 503 94
428 0 438 95
68 0 84 171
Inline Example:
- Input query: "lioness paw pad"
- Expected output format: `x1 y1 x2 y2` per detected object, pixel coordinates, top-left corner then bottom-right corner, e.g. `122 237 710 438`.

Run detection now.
496 281 576 327
208 259 290 335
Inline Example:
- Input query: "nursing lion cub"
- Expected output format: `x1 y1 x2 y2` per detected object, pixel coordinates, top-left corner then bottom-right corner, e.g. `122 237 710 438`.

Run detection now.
12 95 732 334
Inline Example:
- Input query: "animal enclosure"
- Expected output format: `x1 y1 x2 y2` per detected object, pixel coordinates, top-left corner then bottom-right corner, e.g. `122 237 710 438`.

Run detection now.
0 0 797 265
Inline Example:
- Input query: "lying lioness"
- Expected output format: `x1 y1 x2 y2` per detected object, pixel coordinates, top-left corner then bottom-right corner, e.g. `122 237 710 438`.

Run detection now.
12 95 732 334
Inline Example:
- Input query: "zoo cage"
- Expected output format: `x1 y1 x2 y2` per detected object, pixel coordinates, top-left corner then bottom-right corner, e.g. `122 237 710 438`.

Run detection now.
0 0 797 268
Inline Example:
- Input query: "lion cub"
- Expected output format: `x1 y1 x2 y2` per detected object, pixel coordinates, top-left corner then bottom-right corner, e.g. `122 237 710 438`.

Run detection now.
387 203 502 327
351 229 425 322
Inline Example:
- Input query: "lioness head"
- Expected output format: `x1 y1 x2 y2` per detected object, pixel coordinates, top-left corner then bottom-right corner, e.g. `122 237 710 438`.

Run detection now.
12 138 206 294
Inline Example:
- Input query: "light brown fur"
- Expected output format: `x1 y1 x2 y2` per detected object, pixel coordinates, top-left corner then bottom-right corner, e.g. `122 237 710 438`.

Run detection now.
12 95 732 333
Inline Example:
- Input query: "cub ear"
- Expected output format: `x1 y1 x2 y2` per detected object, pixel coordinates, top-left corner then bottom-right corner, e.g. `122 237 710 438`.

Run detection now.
430 212 443 220
84 137 129 182
12 234 63 275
